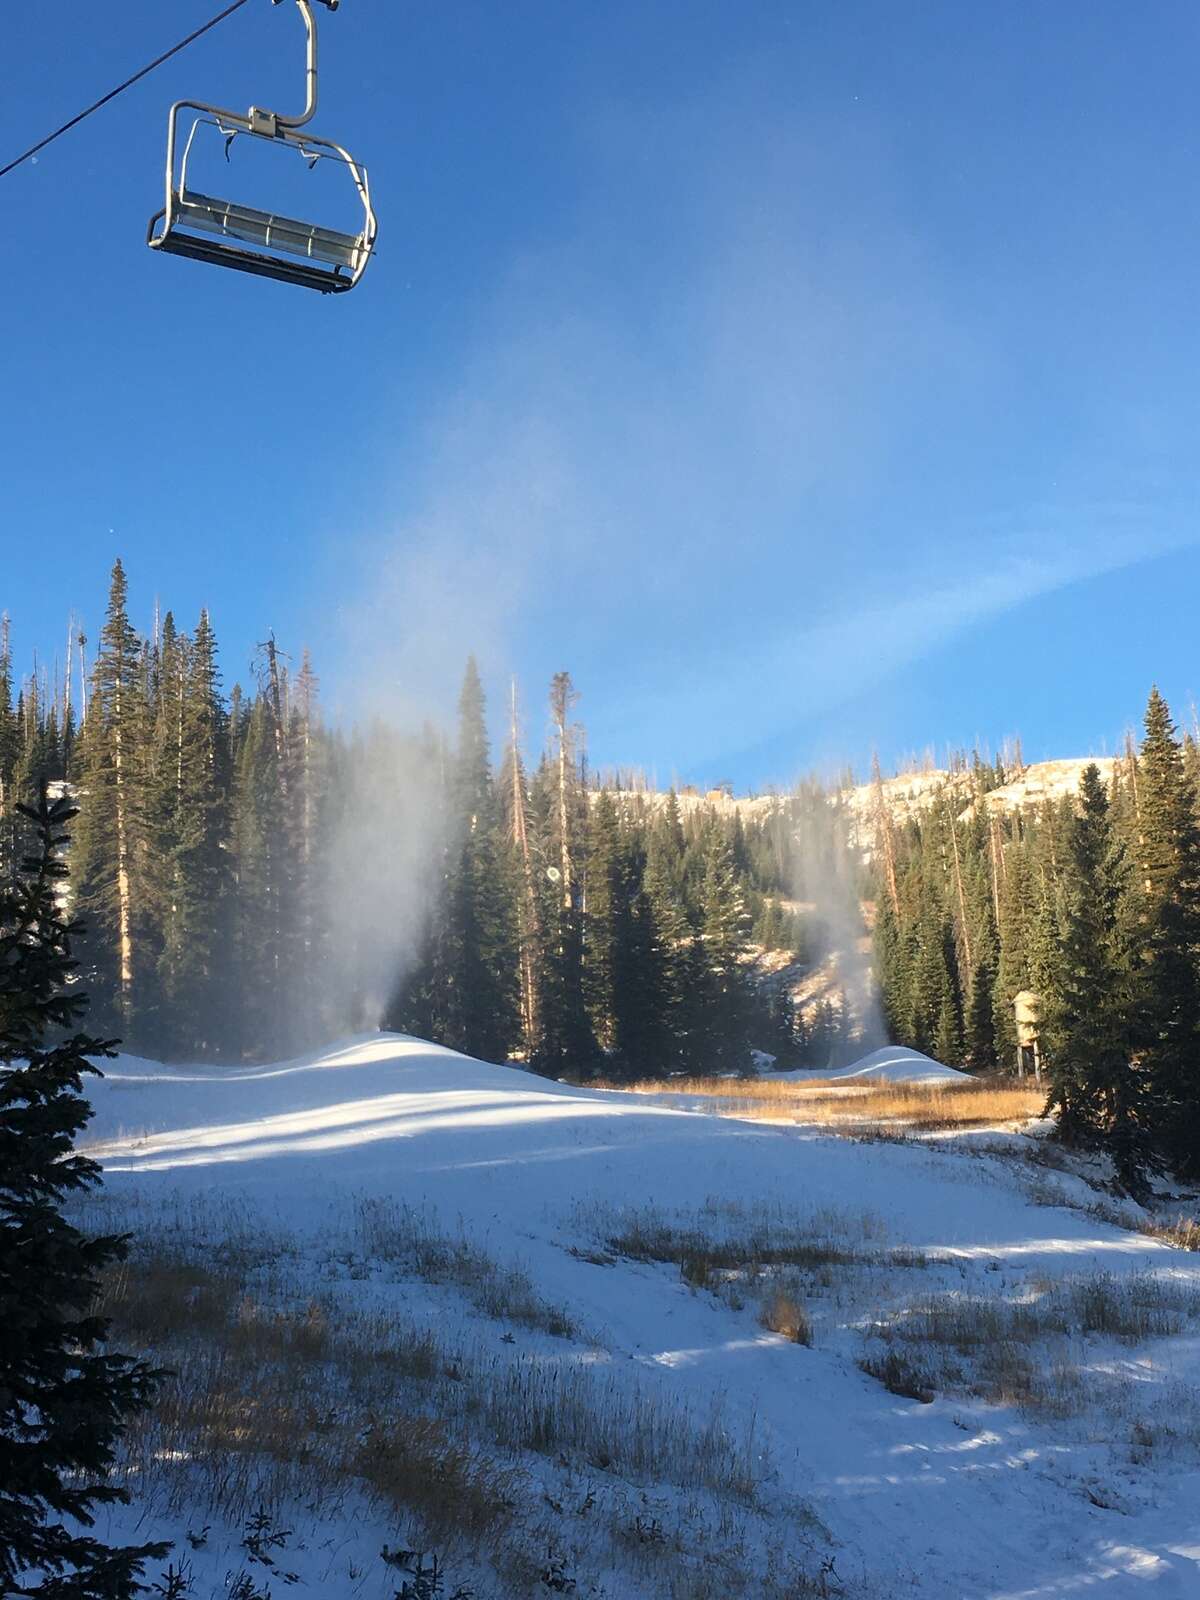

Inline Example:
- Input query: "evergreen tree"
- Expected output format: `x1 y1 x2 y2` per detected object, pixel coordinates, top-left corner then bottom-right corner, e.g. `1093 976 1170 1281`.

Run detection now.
908 889 957 1059
1134 689 1200 1177
963 954 998 1071
441 660 518 1062
230 696 287 1052
1041 764 1145 1181
642 832 697 1072
71 563 147 1039
0 793 167 1598
696 822 754 1073
529 674 597 1075
872 899 908 1042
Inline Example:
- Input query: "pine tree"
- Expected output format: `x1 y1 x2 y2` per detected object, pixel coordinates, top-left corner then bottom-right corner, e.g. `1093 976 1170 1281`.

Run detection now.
909 889 957 1059
697 822 754 1073
963 955 998 1071
0 622 18 885
230 696 287 1052
614 876 669 1074
1041 764 1146 1181
583 791 623 1055
872 898 909 1042
497 684 541 1055
168 611 231 1053
642 832 696 1072
529 675 597 1076
1134 689 1200 1177
0 793 167 1598
440 660 518 1063
71 563 147 1039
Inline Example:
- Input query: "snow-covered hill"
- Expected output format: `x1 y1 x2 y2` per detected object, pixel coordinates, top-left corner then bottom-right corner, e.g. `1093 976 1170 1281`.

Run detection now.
82 1035 1200 1598
841 755 1121 842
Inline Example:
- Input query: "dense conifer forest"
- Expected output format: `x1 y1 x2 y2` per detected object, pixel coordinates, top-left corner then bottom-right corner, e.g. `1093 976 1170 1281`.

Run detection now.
3 560 1198 1185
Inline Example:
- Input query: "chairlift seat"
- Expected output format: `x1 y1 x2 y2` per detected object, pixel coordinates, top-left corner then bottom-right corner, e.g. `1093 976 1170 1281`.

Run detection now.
155 188 365 290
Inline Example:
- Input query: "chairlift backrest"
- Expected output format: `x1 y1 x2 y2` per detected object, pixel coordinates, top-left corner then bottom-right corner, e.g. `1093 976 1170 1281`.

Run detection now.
147 0 376 294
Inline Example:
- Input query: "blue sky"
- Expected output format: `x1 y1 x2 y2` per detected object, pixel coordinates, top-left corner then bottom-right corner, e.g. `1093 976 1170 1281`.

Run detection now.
2 1 1198 788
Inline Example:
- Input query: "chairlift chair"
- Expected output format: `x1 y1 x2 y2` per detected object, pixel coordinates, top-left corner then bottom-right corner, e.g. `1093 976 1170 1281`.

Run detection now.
148 0 376 293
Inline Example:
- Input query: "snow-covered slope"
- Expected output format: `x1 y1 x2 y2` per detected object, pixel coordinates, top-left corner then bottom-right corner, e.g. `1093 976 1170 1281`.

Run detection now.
84 1034 1200 1598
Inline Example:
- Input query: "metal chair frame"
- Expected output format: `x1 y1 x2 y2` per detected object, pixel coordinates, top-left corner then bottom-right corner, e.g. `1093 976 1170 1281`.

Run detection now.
147 0 376 293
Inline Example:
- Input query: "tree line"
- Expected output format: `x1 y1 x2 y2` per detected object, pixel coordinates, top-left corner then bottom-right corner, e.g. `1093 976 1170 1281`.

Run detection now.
0 562 851 1074
870 691 1200 1186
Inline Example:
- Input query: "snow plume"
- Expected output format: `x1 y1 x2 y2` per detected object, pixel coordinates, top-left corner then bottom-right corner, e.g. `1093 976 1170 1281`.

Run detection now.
315 720 447 1039
306 403 584 1041
787 787 886 1053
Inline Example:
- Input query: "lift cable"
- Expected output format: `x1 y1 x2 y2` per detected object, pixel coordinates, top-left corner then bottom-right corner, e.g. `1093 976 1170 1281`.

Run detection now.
0 0 254 182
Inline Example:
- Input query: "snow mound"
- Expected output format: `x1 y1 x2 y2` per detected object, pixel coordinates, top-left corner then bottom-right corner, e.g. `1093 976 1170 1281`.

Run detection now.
822 1045 969 1083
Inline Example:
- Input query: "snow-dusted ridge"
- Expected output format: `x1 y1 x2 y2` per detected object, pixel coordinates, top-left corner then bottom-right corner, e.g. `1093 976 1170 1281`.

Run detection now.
82 1033 1200 1598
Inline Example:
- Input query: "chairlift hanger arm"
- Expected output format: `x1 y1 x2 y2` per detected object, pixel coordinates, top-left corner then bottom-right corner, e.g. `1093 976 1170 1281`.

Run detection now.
255 0 339 134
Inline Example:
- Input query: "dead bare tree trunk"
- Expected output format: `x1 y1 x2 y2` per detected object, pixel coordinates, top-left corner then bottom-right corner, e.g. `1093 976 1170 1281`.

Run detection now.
112 640 134 1007
989 812 1003 929
508 679 540 1049
870 752 899 917
262 634 289 797
77 632 88 722
550 672 577 913
946 797 972 974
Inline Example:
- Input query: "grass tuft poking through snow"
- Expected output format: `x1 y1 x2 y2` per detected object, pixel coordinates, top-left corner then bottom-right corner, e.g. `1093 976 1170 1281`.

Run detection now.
92 1207 780 1594
585 1197 927 1352
352 1195 577 1338
860 1272 1200 1425
593 1197 926 1279
759 1291 813 1347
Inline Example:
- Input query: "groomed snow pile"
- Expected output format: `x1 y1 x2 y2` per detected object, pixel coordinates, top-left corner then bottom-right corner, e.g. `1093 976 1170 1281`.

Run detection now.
76 1033 1200 1599
822 1044 970 1083
765 1044 969 1083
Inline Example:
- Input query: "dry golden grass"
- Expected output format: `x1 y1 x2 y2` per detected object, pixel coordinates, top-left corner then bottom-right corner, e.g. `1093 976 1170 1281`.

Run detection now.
615 1073 1046 1132
759 1291 812 1347
99 1236 767 1526
1140 1216 1200 1252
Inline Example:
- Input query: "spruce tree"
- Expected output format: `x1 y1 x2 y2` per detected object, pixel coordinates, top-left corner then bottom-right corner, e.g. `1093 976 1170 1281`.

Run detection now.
441 660 518 1063
0 793 167 1598
528 675 596 1076
697 822 754 1073
642 833 697 1072
963 955 998 1071
71 563 147 1041
1041 764 1145 1180
171 610 232 1054
1135 689 1200 1177
909 890 957 1059
583 791 623 1055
